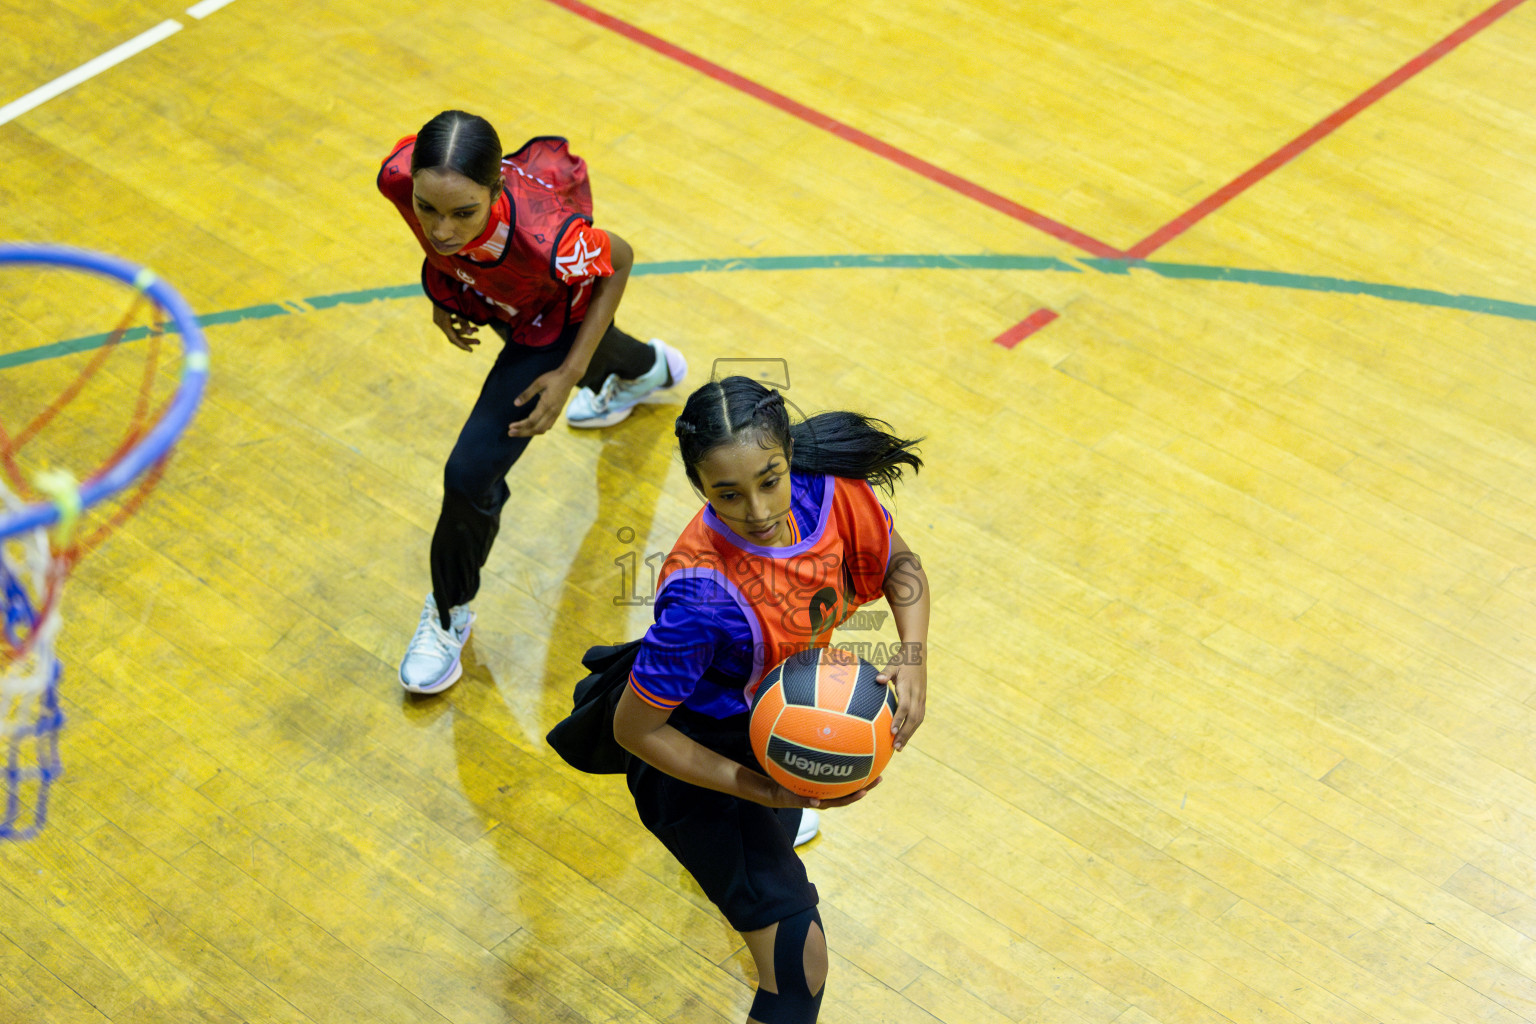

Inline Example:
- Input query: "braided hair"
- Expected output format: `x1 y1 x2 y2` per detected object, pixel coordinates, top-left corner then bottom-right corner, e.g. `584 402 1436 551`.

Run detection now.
674 376 922 492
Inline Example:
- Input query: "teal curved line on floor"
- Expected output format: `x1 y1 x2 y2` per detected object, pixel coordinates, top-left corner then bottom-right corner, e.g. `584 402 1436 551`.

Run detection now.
1081 258 1536 322
4 254 1533 371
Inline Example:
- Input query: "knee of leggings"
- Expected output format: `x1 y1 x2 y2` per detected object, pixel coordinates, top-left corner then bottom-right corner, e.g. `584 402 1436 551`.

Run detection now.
441 458 484 502
441 460 512 515
748 906 825 1024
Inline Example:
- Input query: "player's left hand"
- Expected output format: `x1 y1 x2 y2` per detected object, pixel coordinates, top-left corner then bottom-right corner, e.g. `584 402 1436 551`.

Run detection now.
876 645 926 751
508 368 579 437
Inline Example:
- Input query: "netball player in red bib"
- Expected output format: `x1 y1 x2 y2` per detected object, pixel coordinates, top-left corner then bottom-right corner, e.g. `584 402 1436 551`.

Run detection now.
562 376 930 1023
379 110 687 693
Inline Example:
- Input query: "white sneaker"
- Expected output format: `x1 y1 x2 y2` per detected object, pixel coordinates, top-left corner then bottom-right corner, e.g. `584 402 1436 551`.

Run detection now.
399 594 474 694
566 339 687 428
794 809 820 847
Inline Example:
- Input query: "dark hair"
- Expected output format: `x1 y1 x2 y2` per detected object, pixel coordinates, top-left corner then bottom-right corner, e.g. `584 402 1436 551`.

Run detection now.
674 376 922 493
411 110 503 189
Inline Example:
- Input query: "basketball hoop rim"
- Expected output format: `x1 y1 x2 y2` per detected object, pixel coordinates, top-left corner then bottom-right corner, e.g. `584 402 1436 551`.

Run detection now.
0 243 210 541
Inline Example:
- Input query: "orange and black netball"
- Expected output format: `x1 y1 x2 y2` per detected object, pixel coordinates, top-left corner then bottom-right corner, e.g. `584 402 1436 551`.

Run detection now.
749 646 895 800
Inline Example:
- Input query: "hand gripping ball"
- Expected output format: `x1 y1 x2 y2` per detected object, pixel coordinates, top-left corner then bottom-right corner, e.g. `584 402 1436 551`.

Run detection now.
749 647 896 800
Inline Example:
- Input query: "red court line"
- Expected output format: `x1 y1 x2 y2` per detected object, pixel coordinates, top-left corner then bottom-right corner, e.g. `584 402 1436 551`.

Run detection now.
544 0 1525 346
1126 0 1529 258
994 308 1059 348
539 0 1123 259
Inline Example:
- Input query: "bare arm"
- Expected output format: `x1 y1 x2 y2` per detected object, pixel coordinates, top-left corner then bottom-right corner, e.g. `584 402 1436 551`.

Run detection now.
508 232 634 436
879 526 929 750
613 685 876 809
561 230 633 378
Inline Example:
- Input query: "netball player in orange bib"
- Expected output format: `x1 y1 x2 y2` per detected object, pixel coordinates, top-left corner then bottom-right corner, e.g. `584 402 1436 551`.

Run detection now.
379 110 687 693
557 376 929 1023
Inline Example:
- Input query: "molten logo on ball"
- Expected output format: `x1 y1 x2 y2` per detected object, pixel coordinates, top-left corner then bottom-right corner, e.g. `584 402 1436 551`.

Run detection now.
769 739 870 780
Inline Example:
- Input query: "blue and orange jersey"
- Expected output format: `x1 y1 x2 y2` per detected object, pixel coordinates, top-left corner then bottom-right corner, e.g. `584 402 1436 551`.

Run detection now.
628 471 893 719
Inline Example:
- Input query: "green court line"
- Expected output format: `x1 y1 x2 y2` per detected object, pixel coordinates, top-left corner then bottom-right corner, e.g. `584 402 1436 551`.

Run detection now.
0 302 291 369
305 284 422 310
1084 259 1536 322
4 255 1532 371
631 253 1081 274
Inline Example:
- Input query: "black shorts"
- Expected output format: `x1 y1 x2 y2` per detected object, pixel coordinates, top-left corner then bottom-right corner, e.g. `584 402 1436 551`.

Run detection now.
625 706 818 933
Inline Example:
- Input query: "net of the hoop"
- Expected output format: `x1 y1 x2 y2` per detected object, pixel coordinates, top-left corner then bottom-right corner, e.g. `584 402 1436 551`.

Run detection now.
0 246 210 840
0 489 64 840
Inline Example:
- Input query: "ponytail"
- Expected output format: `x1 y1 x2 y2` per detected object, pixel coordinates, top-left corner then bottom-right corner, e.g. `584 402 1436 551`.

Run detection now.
674 376 922 492
788 411 922 493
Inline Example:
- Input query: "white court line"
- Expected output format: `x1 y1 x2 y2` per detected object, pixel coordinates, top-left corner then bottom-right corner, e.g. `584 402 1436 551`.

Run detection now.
186 0 238 20
0 19 183 127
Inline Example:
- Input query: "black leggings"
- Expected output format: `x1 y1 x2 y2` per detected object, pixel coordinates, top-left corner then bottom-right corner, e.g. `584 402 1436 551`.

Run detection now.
626 707 816 934
429 320 653 624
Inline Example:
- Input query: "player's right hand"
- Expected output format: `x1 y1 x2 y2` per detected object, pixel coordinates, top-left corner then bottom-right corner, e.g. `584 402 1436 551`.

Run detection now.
763 776 881 810
433 306 481 351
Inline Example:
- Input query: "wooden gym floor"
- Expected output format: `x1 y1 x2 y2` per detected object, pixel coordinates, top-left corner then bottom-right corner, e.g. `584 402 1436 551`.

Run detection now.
4 0 1536 1021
